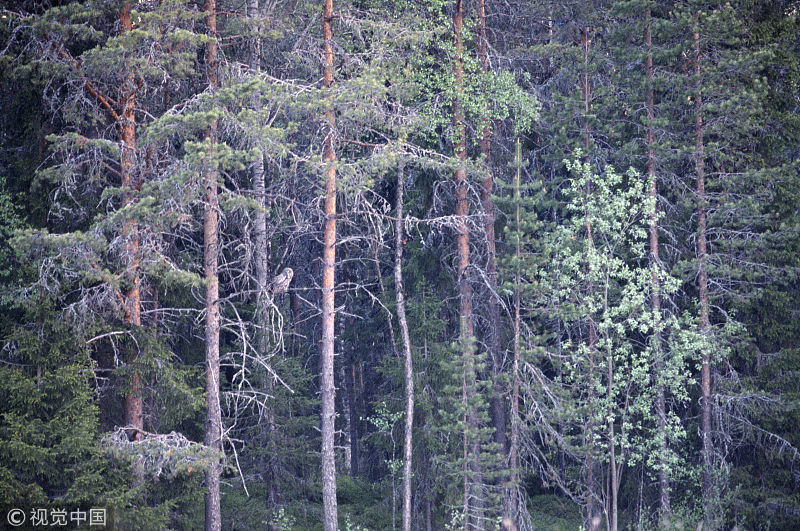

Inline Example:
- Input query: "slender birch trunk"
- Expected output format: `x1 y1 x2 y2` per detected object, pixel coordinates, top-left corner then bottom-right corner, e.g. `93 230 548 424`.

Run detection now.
394 162 415 531
347 360 360 477
580 25 601 531
248 0 268 335
605 327 618 531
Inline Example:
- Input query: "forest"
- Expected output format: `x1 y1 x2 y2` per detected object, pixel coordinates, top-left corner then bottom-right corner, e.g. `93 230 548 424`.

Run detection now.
0 0 798 529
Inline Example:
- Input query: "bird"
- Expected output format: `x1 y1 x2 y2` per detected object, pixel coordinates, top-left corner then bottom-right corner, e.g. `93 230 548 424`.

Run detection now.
268 267 294 296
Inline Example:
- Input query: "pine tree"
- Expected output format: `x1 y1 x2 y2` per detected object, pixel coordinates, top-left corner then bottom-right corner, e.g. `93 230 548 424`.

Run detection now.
1 0 799 528
319 0 339 528
201 0 222 528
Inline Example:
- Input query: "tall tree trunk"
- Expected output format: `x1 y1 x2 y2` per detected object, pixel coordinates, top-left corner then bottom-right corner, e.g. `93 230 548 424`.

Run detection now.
248 1 268 332
395 162 415 531
509 138 522 522
581 27 592 158
453 1 480 525
320 0 338 528
477 0 507 458
645 7 671 520
605 330 618 531
426 496 432 531
247 0 278 506
203 0 222 529
119 2 143 441
581 26 601 531
693 18 714 528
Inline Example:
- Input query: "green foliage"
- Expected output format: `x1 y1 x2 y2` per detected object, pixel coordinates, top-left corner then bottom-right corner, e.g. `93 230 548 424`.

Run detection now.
364 400 404 478
1 0 799 529
527 494 582 531
0 296 207 529
311 475 395 530
501 156 703 520
0 319 100 506
0 175 25 313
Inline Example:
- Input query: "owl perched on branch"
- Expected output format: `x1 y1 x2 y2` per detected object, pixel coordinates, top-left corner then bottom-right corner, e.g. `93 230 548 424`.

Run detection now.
268 267 294 296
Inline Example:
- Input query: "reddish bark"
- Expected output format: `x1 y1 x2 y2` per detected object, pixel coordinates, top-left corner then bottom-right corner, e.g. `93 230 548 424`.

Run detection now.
320 0 339 528
119 2 143 441
453 1 481 524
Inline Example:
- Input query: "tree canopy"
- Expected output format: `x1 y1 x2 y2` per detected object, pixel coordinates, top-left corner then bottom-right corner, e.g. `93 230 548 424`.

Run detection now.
1 0 798 529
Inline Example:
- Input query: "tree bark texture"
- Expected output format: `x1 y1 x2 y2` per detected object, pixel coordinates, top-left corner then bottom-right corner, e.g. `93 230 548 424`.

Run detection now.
394 162 415 531
247 0 280 506
694 19 715 528
509 138 522 523
203 0 222 529
580 26 601 531
605 330 618 531
118 1 144 441
453 1 481 525
645 8 671 519
248 0 268 322
320 0 339 528
477 0 507 457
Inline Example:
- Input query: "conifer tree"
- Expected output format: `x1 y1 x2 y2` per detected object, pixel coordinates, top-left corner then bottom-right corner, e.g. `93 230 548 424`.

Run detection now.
1 0 799 528
319 0 338 528
608 0 678 519
666 3 796 523
476 0 507 465
4 0 207 438
202 0 222 528
2 1 213 525
450 1 483 526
